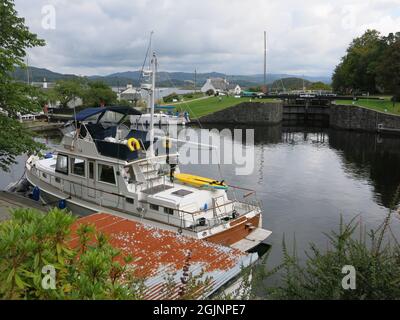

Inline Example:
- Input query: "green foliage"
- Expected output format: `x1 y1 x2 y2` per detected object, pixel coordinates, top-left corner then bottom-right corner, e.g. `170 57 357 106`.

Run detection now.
49 79 117 108
247 86 261 92
205 89 215 96
0 0 46 171
52 78 85 108
376 33 400 103
309 81 332 91
263 210 400 299
83 80 117 107
332 30 400 95
0 208 145 300
163 92 180 103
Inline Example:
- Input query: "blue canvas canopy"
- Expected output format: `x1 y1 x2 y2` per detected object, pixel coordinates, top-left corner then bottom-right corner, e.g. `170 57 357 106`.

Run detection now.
73 106 141 122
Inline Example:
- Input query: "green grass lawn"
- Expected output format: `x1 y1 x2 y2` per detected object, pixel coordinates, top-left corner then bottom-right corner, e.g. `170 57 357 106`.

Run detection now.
336 97 400 115
171 96 280 119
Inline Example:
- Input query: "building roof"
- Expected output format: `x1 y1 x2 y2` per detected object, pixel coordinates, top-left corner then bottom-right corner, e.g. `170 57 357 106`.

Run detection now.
209 78 228 90
69 213 258 299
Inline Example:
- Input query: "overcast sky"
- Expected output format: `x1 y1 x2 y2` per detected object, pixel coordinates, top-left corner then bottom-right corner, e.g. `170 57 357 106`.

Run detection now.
14 0 400 77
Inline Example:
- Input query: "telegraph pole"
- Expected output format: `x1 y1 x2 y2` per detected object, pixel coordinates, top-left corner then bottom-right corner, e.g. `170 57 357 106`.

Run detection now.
194 68 197 92
264 30 267 87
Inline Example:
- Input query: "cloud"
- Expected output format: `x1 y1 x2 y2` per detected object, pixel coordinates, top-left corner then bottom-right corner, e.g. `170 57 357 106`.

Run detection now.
14 0 400 77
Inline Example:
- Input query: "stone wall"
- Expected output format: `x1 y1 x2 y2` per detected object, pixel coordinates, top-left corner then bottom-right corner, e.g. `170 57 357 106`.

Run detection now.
330 104 400 131
198 101 283 125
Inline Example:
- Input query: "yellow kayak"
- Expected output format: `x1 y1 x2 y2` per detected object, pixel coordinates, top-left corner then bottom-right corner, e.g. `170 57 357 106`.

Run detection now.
174 173 228 190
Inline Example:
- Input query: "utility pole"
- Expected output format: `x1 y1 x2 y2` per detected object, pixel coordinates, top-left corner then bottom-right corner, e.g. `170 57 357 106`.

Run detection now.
264 30 267 88
194 68 197 92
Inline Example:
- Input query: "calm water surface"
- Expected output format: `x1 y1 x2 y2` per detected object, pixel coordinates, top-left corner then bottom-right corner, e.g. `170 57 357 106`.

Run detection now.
2 126 400 271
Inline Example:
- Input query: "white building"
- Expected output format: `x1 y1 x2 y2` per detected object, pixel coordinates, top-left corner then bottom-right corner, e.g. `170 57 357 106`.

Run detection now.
120 84 142 102
228 84 242 95
201 78 241 95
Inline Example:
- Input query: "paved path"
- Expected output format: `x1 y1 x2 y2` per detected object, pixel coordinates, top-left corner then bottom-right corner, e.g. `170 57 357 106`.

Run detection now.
0 191 47 221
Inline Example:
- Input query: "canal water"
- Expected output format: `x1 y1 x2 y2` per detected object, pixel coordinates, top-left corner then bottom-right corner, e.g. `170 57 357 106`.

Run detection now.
2 126 400 276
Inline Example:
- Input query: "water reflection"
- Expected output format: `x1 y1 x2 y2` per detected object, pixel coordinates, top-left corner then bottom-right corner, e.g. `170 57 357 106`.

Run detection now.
1 126 400 270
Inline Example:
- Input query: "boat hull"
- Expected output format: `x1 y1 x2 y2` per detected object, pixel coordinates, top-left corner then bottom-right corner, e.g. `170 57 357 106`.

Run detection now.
205 214 261 246
26 164 270 252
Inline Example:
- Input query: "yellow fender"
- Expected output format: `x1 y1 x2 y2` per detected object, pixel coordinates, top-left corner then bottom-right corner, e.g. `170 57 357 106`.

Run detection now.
127 138 141 152
163 137 172 149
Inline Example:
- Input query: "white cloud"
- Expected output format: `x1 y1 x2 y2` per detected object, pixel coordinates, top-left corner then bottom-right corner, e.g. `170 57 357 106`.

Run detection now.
14 0 400 77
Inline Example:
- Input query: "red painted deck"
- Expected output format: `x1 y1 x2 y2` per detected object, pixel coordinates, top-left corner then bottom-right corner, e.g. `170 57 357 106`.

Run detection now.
69 213 257 299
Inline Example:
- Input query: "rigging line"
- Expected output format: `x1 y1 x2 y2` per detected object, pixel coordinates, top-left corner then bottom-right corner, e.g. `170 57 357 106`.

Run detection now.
164 72 203 128
163 73 226 183
137 31 154 88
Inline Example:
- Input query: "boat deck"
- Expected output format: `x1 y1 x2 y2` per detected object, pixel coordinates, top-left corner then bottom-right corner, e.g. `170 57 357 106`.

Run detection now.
141 184 174 195
69 212 258 299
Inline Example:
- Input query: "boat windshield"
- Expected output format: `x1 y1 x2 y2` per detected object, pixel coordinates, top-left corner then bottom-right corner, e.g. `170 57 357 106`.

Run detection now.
99 111 125 124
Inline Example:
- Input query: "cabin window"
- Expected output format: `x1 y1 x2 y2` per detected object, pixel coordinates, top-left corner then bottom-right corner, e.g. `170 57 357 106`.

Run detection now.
164 207 174 215
55 154 68 175
71 158 86 177
89 161 94 179
150 203 159 211
126 197 134 204
98 164 116 185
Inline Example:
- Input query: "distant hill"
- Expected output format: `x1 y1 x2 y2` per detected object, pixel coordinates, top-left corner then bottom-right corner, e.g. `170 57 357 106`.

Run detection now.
270 77 313 91
12 66 331 88
12 66 78 83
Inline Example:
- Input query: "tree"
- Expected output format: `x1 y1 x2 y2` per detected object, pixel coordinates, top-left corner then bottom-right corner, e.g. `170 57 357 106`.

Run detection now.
309 81 332 91
163 92 180 103
52 78 85 108
205 89 215 96
83 81 117 107
0 0 45 171
332 30 386 94
376 33 400 106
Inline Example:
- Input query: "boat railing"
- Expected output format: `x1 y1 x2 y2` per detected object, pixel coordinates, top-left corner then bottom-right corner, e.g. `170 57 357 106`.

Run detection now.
176 186 262 232
30 165 261 233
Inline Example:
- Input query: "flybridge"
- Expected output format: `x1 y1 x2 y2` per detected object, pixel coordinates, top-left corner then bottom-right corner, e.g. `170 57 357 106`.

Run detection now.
72 106 142 122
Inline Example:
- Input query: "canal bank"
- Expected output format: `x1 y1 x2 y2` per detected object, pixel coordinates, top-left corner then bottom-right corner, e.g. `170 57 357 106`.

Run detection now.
198 99 400 133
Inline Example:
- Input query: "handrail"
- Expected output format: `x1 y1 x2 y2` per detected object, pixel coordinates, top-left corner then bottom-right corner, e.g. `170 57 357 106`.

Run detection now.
30 163 261 233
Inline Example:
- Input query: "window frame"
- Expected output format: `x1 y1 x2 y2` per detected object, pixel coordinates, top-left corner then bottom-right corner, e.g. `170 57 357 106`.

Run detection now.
97 162 117 186
164 207 174 215
55 154 69 175
88 161 95 180
70 157 86 178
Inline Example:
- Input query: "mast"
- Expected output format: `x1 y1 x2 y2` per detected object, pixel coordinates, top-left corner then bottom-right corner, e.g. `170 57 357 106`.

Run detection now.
149 51 156 156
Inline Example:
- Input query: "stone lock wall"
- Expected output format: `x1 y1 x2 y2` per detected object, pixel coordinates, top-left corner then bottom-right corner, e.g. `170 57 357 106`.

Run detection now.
198 101 283 125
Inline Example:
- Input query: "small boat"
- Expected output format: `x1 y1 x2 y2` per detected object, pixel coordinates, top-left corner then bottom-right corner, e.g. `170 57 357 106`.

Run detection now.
174 173 228 190
130 111 189 126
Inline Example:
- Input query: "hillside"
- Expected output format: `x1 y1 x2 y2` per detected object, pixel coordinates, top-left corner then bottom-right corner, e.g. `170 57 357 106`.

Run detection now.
12 66 331 88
